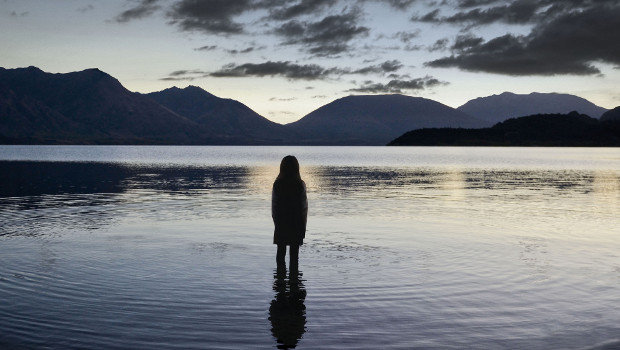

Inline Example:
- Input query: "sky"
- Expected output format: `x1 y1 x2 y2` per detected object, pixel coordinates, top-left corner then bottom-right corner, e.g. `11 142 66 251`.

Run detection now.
1 0 619 124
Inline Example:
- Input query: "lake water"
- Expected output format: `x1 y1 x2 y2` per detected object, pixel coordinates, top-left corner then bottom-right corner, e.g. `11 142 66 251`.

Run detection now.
0 146 618 349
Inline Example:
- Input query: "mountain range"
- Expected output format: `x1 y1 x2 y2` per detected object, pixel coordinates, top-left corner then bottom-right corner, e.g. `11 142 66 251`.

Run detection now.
0 66 614 145
0 66 209 144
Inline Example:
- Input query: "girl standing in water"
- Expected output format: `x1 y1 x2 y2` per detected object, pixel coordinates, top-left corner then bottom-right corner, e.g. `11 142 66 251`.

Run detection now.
272 155 308 272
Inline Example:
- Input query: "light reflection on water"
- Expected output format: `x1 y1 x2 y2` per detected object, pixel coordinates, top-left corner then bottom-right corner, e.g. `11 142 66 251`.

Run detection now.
0 146 619 349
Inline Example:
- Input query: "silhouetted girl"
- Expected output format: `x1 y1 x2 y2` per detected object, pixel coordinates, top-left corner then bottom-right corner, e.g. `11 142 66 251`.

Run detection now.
272 155 308 271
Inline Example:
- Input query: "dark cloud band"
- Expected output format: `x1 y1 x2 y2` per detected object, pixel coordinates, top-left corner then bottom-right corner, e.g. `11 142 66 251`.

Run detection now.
275 10 369 56
163 60 404 81
115 0 160 23
349 76 446 93
426 3 620 75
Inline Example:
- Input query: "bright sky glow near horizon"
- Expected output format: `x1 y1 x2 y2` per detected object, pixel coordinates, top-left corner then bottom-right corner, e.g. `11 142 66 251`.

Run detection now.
1 0 619 124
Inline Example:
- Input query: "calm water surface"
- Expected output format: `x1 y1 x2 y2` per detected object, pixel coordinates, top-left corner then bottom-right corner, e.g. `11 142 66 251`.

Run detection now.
0 146 618 349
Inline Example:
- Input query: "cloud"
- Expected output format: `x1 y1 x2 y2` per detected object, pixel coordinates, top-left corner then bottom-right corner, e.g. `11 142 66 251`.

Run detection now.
275 10 369 56
206 59 403 80
115 0 160 23
350 60 404 74
270 97 297 101
360 0 417 9
165 0 343 34
169 69 206 76
168 0 253 34
425 3 620 75
160 69 207 81
416 8 439 22
451 34 483 51
194 45 217 51
417 0 541 27
387 73 411 79
428 38 449 52
414 0 619 28
384 0 417 9
349 76 446 93
226 46 265 54
114 0 255 31
456 0 502 8
379 60 404 72
393 30 420 43
165 0 366 49
209 61 341 80
404 44 422 51
160 77 196 81
269 0 337 20
113 0 620 79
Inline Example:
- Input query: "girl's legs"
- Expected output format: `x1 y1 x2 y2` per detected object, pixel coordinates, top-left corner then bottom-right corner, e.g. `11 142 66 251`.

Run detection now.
289 244 299 272
276 244 286 267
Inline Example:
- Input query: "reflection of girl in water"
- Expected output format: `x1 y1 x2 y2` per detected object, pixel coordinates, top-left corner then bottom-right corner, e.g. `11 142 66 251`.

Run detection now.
269 270 306 349
272 155 308 271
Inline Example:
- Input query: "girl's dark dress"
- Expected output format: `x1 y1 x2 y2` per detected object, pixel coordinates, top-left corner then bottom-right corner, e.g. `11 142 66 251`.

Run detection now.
272 179 308 246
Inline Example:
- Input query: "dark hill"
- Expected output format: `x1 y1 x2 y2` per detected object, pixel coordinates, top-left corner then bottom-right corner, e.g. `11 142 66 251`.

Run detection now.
0 66 205 144
600 106 620 122
388 112 620 146
146 86 294 144
287 94 487 145
458 92 608 124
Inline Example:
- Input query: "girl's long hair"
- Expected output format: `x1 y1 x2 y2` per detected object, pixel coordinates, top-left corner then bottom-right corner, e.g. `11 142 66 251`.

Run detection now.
277 155 302 182
275 155 304 193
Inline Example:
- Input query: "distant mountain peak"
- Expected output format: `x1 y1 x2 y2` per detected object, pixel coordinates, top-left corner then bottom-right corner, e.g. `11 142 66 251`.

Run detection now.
82 67 115 76
146 83 291 143
287 93 485 145
4 66 45 75
458 92 608 123
155 85 216 98
328 94 433 108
